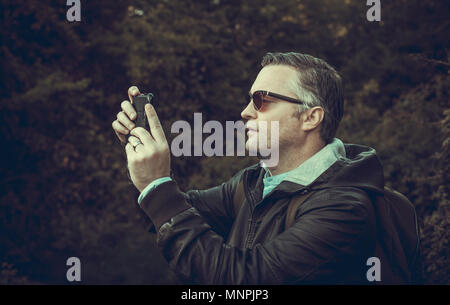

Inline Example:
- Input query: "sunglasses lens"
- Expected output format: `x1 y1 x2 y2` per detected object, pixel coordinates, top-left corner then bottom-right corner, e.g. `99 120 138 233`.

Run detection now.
253 92 263 110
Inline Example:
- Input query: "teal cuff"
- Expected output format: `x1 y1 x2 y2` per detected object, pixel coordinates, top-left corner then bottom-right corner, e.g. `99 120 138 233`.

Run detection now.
138 177 173 205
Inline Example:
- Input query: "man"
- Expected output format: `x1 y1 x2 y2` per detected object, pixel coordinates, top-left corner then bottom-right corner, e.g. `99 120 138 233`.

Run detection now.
111 52 384 284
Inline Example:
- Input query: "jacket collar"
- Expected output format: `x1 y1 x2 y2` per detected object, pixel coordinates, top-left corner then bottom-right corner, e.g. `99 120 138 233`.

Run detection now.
261 138 346 187
247 139 384 202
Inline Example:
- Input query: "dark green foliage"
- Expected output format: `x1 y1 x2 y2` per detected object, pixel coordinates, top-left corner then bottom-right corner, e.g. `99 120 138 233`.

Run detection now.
0 0 448 284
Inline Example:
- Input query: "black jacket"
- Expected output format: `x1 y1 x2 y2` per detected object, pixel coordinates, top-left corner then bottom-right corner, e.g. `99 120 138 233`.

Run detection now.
140 143 385 284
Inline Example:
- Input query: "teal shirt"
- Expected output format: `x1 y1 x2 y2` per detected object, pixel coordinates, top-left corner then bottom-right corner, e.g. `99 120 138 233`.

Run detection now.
262 171 290 198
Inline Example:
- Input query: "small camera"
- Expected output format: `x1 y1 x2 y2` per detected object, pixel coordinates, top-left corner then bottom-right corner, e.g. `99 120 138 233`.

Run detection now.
133 93 154 129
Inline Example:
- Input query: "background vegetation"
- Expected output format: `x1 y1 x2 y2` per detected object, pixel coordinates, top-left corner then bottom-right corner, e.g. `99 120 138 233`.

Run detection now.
0 0 448 284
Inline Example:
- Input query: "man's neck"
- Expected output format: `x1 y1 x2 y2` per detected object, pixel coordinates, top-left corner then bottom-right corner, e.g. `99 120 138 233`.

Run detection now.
265 138 325 176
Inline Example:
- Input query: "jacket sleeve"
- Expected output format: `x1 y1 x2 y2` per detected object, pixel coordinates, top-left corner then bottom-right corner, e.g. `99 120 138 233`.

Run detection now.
143 168 244 235
181 180 237 238
140 182 376 284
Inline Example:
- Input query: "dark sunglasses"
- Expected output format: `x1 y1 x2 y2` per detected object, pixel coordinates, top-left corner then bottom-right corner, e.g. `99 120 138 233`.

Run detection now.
248 90 305 111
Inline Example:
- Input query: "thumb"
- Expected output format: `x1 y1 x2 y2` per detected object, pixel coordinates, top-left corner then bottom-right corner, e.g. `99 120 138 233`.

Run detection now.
128 86 141 103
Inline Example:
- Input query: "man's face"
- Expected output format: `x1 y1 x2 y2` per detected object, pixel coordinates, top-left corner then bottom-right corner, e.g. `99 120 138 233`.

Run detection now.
241 65 304 155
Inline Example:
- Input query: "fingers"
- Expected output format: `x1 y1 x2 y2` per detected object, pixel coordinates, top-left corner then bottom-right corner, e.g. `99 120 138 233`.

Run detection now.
125 143 136 159
116 110 135 131
127 135 140 144
145 103 167 144
113 86 140 144
113 98 137 143
128 86 140 104
112 120 129 142
113 109 135 144
130 127 157 149
126 135 145 152
121 100 136 121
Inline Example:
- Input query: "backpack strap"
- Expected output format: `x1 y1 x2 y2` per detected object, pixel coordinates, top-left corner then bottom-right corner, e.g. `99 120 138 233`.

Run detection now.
285 191 314 229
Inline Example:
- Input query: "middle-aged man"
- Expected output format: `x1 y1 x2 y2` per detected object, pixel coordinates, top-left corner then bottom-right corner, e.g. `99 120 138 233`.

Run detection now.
111 52 408 284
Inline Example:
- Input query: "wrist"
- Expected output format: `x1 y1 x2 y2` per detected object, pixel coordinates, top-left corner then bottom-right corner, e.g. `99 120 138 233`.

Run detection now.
137 174 171 193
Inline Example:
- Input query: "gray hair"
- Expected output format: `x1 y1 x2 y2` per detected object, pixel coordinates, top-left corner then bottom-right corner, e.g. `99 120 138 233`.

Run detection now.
261 52 344 144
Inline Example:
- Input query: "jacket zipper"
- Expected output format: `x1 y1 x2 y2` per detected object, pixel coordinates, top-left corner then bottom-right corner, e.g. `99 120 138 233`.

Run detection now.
243 187 310 248
244 189 267 248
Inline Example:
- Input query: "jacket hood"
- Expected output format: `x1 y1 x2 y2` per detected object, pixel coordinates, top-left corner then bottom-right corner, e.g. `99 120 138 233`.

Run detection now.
314 143 385 194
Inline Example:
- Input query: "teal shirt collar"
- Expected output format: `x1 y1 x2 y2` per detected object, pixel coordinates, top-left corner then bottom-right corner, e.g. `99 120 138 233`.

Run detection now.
262 138 346 198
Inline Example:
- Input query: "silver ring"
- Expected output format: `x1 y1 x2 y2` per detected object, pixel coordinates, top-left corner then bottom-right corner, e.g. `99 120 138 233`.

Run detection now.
132 140 142 148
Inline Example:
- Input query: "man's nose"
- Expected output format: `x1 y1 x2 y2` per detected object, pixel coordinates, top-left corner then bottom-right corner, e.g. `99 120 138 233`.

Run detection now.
241 102 257 120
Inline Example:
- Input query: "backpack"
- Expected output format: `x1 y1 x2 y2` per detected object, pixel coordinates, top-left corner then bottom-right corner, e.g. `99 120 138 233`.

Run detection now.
232 181 422 284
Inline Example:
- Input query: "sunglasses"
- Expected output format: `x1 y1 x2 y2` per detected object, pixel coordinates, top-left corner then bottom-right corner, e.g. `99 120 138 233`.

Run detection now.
248 90 305 111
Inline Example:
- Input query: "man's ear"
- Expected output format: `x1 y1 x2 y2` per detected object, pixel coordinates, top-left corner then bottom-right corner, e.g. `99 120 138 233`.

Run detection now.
301 106 324 132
